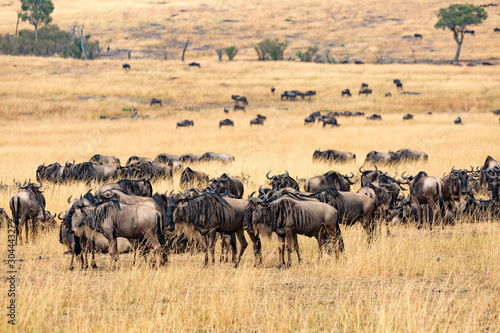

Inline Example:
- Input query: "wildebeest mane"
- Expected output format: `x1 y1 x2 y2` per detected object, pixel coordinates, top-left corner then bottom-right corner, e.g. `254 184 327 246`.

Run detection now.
80 201 121 235
179 193 235 232
303 187 346 215
257 197 314 234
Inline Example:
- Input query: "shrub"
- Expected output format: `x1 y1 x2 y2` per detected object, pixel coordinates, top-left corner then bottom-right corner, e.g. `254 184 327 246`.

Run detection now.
296 46 319 62
224 46 238 61
255 38 287 60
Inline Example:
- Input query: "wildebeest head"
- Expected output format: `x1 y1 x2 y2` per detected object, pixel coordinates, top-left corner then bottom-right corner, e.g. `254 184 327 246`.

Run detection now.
266 171 299 191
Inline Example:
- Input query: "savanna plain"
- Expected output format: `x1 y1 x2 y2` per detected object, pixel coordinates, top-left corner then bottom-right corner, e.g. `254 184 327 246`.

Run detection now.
1 0 500 332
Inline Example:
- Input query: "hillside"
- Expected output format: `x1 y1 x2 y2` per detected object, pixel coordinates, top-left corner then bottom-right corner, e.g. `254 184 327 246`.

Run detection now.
0 0 499 63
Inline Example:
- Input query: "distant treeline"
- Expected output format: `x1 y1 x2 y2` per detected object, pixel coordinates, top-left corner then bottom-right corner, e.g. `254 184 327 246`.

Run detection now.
0 24 99 59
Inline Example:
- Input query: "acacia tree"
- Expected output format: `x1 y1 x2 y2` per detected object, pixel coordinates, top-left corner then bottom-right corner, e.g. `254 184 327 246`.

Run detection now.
435 3 487 64
20 0 54 43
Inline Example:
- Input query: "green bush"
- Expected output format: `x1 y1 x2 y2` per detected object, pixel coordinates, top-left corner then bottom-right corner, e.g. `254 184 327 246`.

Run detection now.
296 46 319 62
255 38 287 61
225 46 238 61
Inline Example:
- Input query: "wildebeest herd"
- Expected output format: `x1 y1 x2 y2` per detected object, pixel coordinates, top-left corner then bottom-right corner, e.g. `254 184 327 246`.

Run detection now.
5 149 500 269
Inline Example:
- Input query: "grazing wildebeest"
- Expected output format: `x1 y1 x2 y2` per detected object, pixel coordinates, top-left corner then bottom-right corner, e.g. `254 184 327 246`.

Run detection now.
231 95 248 105
154 153 181 164
126 156 152 166
304 116 315 124
127 161 173 180
281 91 297 101
304 170 356 192
359 88 372 96
90 154 121 167
454 117 463 125
243 196 343 267
169 192 261 266
366 114 381 120
355 60 364 64
394 79 403 91
224 107 229 113
96 178 153 197
177 120 194 128
250 118 264 126
257 114 267 121
296 188 376 243
479 156 500 188
495 28 500 32
208 173 244 199
357 183 393 219
491 109 500 115
389 149 428 163
150 98 162 107
200 152 235 163
322 117 340 127
464 30 474 35
312 149 356 164
234 104 246 111
180 153 202 163
482 62 493 66
219 118 234 127
385 92 392 97
266 171 300 191
122 63 130 70
403 114 413 120
188 62 201 68
304 90 316 99
0 208 9 228
364 151 394 164
179 167 208 190
361 83 369 89
71 201 171 268
414 33 423 38
9 181 47 244
401 171 444 229
36 162 66 183
341 89 352 97
271 86 275 94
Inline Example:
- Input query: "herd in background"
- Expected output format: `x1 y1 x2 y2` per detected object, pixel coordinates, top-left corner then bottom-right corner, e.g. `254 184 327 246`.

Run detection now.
3 150 500 269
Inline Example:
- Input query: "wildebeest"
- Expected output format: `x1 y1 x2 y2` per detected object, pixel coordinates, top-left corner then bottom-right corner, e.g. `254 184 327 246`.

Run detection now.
234 104 246 111
200 152 235 163
394 79 403 90
224 107 229 113
9 181 47 244
231 95 248 105
313 149 356 163
219 118 234 127
401 171 444 229
126 156 152 166
179 167 208 190
366 114 382 120
304 170 356 192
491 109 500 115
96 178 153 197
479 156 500 188
188 62 201 68
389 149 428 163
414 33 423 38
36 162 66 183
266 171 300 191
365 151 394 164
322 117 340 127
250 118 264 125
304 90 316 99
295 188 376 243
243 196 343 267
271 86 275 94
464 30 475 35
495 28 500 32
341 89 351 97
403 114 413 120
180 153 202 163
154 153 181 164
169 192 261 266
150 98 162 107
441 166 472 212
177 120 194 128
122 63 130 70
127 161 172 180
304 116 315 124
385 92 392 97
208 173 244 199
0 208 9 228
90 154 121 167
359 88 372 96
281 91 297 101
454 117 463 125
71 201 171 267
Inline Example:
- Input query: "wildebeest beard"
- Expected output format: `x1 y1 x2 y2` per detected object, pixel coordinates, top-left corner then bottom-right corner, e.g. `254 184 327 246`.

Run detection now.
177 194 235 234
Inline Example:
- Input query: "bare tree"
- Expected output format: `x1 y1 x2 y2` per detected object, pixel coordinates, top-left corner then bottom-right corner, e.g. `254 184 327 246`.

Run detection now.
74 20 88 60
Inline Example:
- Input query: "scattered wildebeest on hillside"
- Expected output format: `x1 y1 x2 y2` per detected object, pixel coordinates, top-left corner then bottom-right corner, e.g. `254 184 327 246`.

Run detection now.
250 118 264 125
234 104 246 111
454 117 463 125
403 114 413 120
150 98 162 107
313 149 356 163
177 120 194 128
219 118 234 127
341 89 352 97
366 114 382 120
122 63 130 70
359 88 372 96
231 95 248 105
394 79 403 90
188 62 201 68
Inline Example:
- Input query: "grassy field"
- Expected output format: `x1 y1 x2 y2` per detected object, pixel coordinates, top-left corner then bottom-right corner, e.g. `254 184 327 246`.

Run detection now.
0 54 499 331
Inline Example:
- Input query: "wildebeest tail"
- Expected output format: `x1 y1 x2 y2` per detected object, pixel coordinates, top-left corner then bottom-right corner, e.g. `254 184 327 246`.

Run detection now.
157 213 166 246
11 197 20 228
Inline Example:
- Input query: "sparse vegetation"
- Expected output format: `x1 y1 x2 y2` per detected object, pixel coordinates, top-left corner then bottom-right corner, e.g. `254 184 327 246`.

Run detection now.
224 45 238 61
255 38 288 60
296 46 319 62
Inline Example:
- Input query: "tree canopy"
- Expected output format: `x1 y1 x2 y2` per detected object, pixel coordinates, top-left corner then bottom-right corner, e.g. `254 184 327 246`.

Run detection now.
435 3 487 63
20 0 54 42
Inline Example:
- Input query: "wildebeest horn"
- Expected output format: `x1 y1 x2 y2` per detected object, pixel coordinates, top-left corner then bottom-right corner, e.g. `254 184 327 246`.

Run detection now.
221 173 229 180
249 191 256 198
467 165 474 173
67 195 73 203
285 170 290 177
401 171 409 180
18 181 28 189
347 172 354 179
359 165 365 173
34 181 42 188
374 165 378 172
58 212 65 220
266 171 272 180
451 165 456 173
258 185 264 194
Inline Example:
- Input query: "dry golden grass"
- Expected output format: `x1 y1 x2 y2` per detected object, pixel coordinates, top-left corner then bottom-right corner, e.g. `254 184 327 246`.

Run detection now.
0 54 499 331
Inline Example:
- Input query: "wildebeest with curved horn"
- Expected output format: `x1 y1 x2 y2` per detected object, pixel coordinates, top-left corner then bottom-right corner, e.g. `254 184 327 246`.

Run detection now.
219 119 234 127
401 171 444 229
313 149 356 163
9 181 47 244
208 173 244 199
180 167 208 190
96 177 153 197
90 154 121 167
36 162 66 183
243 196 343 267
341 89 351 97
304 171 356 192
266 171 300 191
168 192 261 266
441 166 472 212
71 201 172 268
479 156 500 188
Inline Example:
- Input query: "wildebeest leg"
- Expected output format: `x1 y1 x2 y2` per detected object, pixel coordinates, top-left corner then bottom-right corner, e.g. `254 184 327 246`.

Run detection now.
414 199 423 229
89 240 97 269
108 236 118 269
206 231 217 265
285 230 294 268
246 231 262 265
277 235 286 268
69 243 76 270
292 232 301 264
234 229 248 266
142 229 165 266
